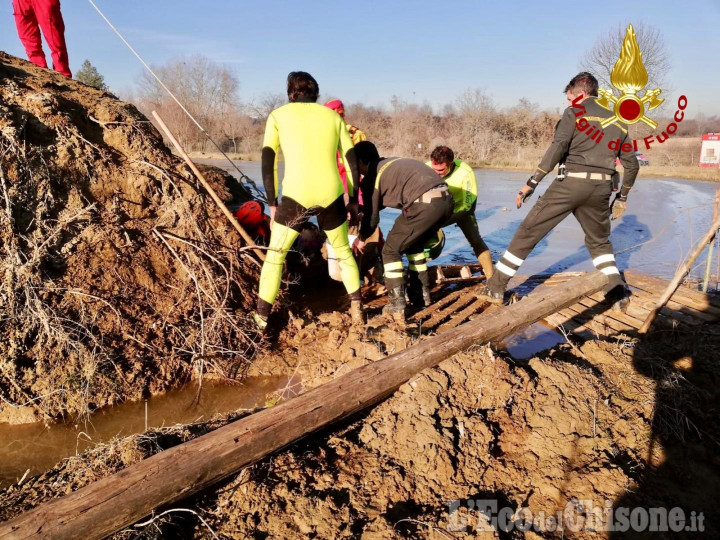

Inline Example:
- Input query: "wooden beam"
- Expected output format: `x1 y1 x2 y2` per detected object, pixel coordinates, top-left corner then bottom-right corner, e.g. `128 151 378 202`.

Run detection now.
0 271 609 540
152 111 265 264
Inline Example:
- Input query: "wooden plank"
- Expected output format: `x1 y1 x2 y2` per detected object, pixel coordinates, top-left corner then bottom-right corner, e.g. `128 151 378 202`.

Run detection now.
556 308 608 337
544 307 598 336
563 303 636 333
628 286 718 323
0 271 611 540
422 294 478 329
575 294 645 329
438 297 488 331
436 275 486 286
625 290 704 325
409 287 468 321
625 270 720 316
431 264 482 280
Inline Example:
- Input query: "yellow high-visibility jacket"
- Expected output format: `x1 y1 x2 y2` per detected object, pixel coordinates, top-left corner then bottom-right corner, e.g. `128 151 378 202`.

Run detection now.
425 158 477 214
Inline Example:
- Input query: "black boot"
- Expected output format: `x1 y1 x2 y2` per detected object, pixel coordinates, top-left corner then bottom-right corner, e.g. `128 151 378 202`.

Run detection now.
408 269 432 307
605 284 630 313
476 273 506 305
383 284 407 318
421 285 432 307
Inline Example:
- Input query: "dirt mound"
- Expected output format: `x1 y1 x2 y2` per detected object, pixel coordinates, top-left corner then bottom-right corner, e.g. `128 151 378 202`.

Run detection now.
198 329 720 539
3 320 717 538
0 52 260 423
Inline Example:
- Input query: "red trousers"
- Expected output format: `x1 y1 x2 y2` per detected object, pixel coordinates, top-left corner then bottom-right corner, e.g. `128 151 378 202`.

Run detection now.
12 0 71 78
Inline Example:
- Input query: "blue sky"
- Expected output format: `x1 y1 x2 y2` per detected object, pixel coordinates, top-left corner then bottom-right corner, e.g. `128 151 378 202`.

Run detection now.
1 0 719 115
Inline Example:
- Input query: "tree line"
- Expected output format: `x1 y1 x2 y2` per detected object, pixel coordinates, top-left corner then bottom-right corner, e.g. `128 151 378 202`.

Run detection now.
76 36 719 169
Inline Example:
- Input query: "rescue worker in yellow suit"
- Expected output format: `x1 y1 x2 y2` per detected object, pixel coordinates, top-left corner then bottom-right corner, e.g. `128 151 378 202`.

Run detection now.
252 72 362 331
426 146 494 278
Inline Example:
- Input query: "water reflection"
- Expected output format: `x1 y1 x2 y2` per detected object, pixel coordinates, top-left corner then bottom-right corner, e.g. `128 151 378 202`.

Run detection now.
0 377 297 488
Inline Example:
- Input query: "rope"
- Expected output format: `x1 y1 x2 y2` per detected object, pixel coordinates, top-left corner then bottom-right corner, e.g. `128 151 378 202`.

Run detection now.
86 0 266 203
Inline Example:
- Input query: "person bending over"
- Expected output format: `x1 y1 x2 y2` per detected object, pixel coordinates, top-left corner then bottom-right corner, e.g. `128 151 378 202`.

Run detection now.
353 141 453 320
427 145 494 278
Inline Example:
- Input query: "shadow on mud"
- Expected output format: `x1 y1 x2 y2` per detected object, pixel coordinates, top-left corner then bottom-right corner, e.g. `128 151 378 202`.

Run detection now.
555 297 720 538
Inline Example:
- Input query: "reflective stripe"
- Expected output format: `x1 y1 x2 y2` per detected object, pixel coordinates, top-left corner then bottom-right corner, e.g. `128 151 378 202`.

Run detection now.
601 266 620 275
408 263 428 272
503 250 524 267
407 253 426 262
496 261 517 277
384 260 404 271
593 254 616 266
385 270 404 278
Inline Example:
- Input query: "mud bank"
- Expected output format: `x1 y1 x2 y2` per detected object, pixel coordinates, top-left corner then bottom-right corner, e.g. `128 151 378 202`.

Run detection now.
2 317 717 538
0 52 259 423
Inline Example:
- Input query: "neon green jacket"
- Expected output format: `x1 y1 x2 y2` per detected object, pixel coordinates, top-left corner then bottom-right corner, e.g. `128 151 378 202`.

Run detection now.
262 102 356 207
425 158 477 214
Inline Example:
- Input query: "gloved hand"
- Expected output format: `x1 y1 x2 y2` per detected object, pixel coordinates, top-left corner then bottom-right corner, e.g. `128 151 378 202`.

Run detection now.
610 195 627 220
516 185 535 209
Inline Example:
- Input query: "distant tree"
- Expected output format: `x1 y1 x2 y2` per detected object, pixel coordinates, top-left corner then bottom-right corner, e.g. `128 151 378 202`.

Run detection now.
136 55 241 151
248 93 286 120
76 60 108 91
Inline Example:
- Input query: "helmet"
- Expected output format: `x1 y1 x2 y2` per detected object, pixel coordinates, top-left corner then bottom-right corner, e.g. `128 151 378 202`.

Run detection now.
234 201 265 228
324 99 345 119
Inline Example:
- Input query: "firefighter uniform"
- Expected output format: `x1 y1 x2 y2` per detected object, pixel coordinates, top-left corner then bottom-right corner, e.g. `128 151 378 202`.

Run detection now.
358 158 453 309
484 96 640 299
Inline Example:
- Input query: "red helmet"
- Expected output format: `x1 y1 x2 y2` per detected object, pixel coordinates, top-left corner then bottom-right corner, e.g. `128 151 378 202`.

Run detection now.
234 201 264 228
324 99 345 119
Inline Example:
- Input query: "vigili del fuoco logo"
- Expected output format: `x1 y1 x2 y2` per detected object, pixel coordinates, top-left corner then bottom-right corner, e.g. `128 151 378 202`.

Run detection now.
573 24 687 152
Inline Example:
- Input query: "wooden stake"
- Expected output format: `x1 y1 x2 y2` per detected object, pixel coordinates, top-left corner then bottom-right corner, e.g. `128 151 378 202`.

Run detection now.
151 111 265 263
702 188 720 292
639 214 720 334
0 272 609 540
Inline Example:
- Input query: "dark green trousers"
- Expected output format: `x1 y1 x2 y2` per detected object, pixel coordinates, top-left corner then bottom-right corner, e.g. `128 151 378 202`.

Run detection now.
489 177 623 293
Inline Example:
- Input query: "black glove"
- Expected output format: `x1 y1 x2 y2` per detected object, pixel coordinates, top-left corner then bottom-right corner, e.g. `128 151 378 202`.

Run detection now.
521 187 535 204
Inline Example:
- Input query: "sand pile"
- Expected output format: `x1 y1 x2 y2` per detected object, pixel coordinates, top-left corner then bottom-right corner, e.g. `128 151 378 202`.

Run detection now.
0 52 260 423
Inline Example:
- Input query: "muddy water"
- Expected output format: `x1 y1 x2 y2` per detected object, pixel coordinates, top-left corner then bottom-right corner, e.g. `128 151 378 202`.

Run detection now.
0 377 297 488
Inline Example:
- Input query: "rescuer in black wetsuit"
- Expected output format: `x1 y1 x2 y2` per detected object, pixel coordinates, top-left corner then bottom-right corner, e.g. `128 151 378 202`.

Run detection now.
352 141 453 320
478 72 639 310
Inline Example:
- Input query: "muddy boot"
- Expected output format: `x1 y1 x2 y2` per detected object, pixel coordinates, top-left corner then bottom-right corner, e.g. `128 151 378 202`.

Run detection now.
251 311 268 333
407 270 423 307
605 284 630 313
421 285 432 307
383 284 406 322
350 299 364 325
476 273 505 305
477 250 494 279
